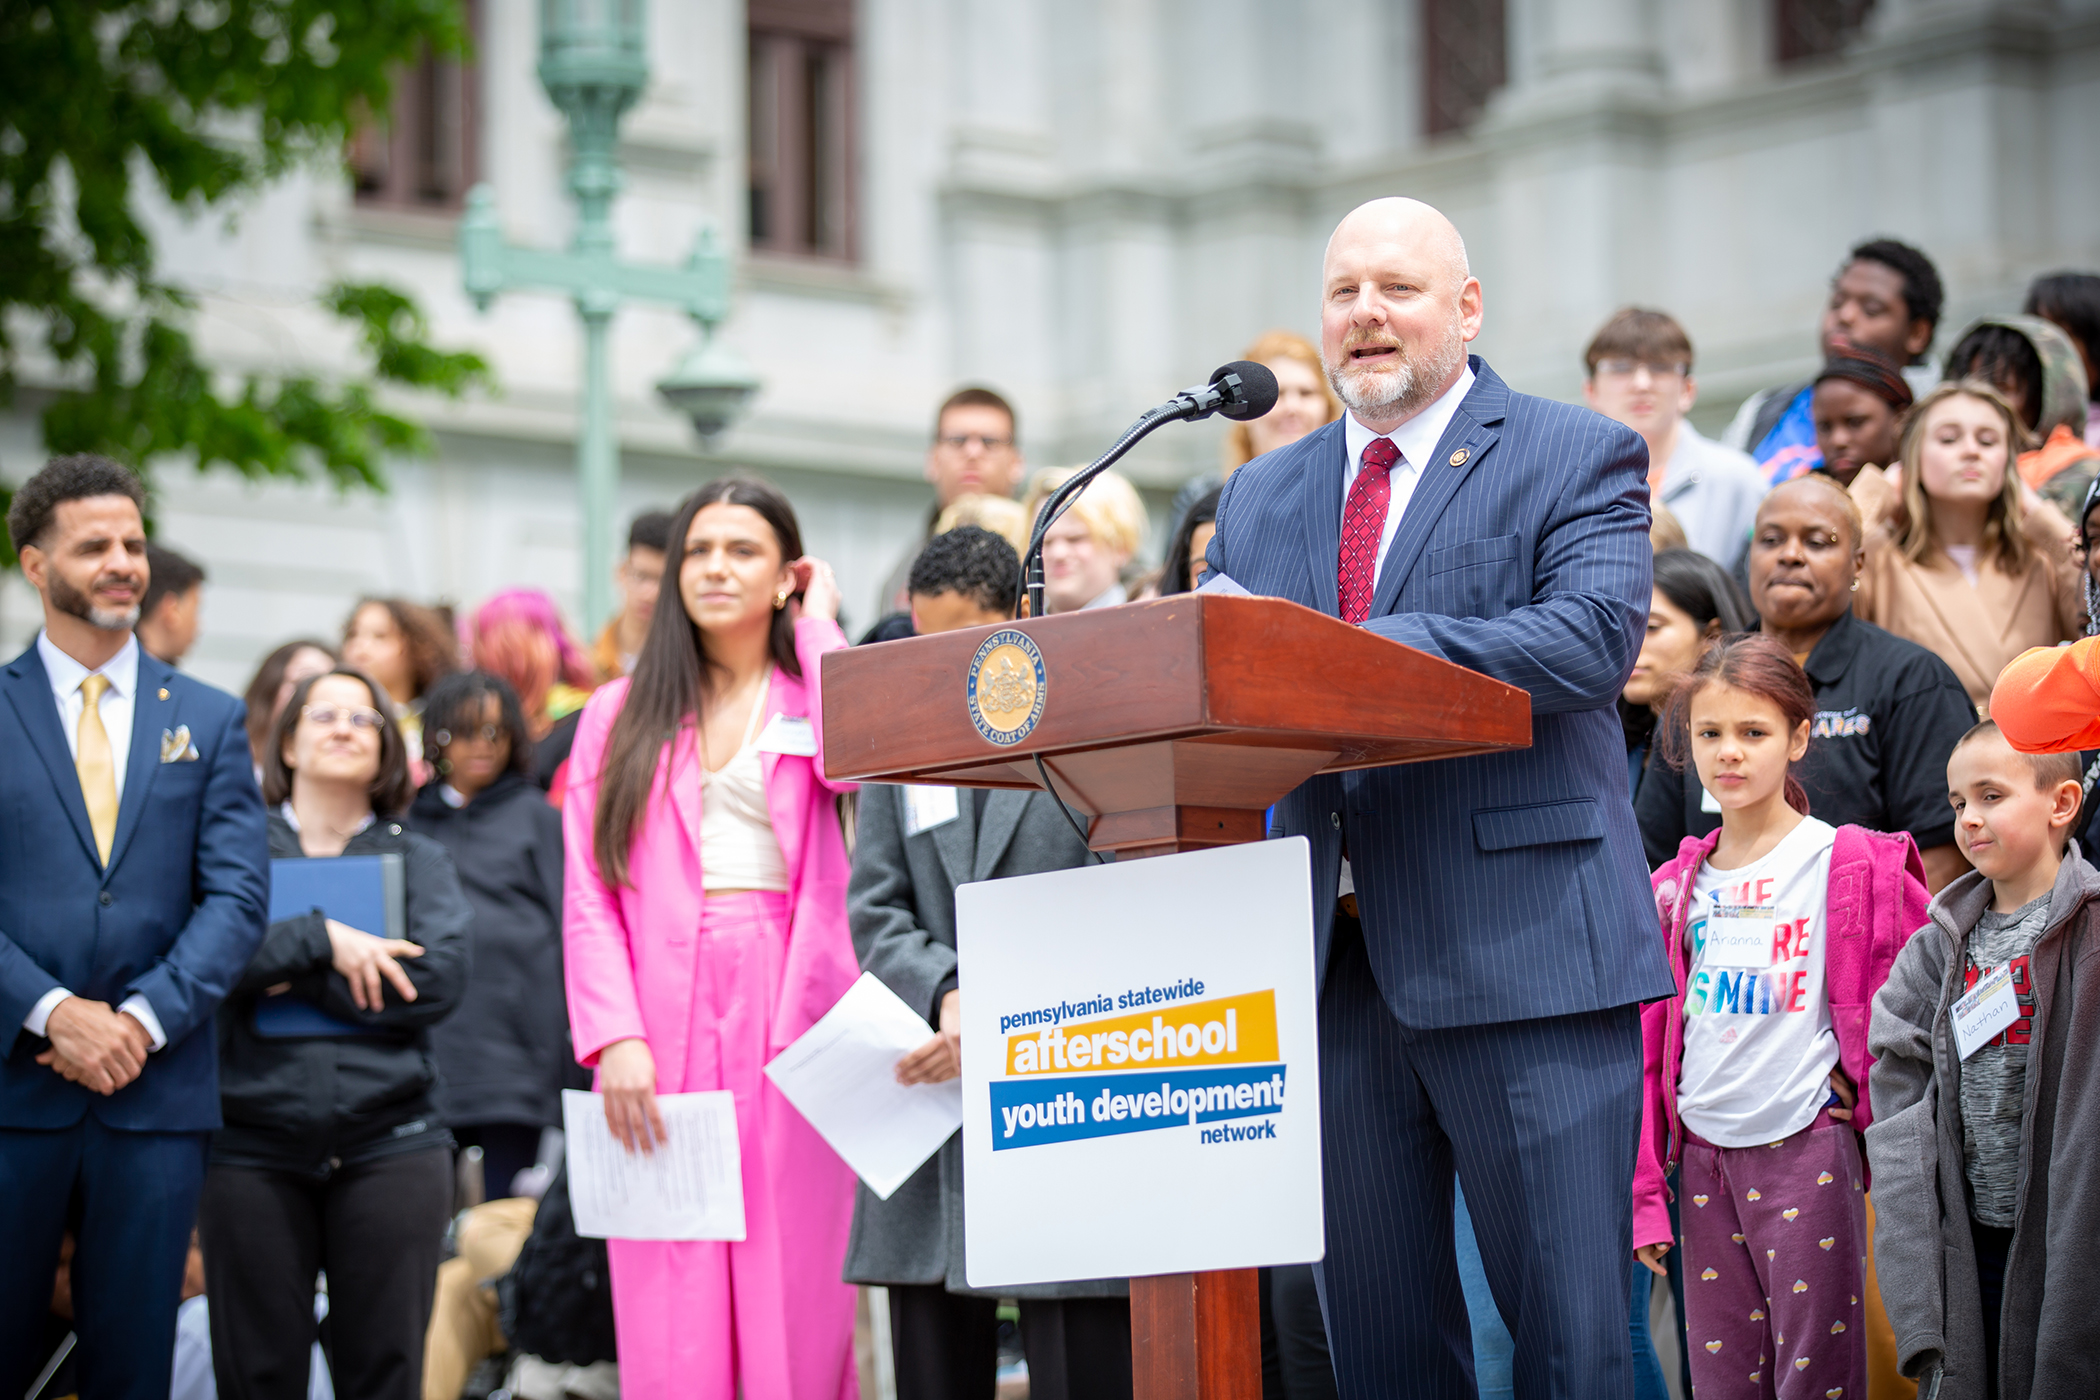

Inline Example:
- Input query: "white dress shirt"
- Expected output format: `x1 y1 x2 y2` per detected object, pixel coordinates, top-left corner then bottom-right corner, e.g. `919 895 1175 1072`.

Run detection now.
38 628 138 796
1339 364 1476 593
1334 365 1474 902
23 630 168 1050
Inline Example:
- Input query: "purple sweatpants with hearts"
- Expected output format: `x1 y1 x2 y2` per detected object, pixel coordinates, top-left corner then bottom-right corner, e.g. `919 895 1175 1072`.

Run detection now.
1676 1111 1868 1399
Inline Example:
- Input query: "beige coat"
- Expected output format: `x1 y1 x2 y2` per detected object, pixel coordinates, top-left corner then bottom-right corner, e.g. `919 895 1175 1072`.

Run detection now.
1855 497 2083 715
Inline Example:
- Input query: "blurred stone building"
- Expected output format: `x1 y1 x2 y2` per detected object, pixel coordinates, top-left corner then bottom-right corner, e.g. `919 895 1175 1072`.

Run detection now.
2 0 2096 691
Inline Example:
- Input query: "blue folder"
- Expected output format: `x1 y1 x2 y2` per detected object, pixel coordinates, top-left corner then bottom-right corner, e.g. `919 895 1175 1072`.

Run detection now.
253 853 407 1038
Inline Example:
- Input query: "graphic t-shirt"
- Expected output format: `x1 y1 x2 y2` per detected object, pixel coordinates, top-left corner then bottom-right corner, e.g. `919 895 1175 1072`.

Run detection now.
1678 816 1840 1148
1960 892 2049 1229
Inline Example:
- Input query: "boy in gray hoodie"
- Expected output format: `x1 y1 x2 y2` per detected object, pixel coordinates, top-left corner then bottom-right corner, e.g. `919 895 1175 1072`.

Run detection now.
1867 721 2100 1400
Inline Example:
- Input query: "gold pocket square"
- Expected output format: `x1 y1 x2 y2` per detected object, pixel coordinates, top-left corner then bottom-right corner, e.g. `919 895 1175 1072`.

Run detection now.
160 726 200 763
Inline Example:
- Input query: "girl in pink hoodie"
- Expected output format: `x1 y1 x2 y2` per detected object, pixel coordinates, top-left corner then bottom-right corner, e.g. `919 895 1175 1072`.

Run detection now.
1634 633 1926 1399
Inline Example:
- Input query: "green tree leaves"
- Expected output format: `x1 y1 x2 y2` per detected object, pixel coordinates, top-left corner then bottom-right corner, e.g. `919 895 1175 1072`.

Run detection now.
0 0 490 531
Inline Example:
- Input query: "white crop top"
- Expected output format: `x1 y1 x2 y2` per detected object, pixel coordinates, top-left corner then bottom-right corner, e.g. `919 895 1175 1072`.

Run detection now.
700 678 790 892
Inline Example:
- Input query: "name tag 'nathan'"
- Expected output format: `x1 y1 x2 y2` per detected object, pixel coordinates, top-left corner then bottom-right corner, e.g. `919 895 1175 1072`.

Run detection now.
1953 964 2022 1061
1703 905 1775 970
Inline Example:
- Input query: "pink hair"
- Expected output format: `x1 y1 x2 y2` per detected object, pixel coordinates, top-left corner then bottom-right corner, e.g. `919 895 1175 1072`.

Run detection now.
468 589 596 717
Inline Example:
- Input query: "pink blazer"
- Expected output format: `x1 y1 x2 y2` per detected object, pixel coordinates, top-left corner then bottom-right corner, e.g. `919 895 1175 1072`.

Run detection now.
1632 823 1927 1250
562 617 860 1083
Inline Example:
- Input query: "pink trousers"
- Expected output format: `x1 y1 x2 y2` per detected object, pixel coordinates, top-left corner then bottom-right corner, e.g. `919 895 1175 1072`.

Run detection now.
604 891 859 1400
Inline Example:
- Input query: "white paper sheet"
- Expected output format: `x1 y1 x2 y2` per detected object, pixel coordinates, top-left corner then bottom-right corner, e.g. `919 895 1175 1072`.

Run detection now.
560 1089 747 1241
764 972 964 1199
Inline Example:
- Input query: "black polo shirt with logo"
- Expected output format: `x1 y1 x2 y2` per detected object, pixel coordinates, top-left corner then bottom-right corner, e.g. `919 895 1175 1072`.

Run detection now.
1636 609 1978 867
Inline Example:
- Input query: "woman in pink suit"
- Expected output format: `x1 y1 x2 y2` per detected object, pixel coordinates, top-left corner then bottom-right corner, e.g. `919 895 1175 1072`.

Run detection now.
563 476 861 1400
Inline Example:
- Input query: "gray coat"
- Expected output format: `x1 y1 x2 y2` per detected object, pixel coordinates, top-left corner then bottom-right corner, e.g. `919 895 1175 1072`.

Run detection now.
1866 851 2100 1399
840 782 1124 1299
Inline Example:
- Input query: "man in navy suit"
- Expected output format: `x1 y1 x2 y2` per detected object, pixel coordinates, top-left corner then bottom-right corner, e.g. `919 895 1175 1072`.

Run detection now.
1207 200 1675 1397
0 456 268 1399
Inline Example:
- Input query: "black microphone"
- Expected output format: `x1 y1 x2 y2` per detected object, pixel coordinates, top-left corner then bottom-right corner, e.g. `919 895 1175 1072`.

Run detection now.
1163 360 1281 423
1017 361 1284 617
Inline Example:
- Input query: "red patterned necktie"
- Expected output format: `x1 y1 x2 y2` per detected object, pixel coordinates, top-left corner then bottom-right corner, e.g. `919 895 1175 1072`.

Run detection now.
1339 437 1400 624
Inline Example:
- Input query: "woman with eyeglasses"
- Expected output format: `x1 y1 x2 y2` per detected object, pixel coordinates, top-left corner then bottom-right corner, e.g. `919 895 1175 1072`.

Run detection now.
405 670 569 1201
564 477 861 1400
197 665 472 1398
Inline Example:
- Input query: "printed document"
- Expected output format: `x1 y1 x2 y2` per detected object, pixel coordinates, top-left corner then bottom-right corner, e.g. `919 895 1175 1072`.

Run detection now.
765 972 964 1199
561 1089 746 1240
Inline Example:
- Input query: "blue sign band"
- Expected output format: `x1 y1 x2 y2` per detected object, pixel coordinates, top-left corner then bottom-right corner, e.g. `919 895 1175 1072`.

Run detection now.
988 1064 1288 1151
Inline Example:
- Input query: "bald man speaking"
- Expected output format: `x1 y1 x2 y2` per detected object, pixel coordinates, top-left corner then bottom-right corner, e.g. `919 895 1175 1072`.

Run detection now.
1207 199 1675 1395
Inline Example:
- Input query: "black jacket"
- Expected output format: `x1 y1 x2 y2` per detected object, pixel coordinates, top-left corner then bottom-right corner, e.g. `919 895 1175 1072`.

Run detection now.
406 772 568 1128
1636 611 1976 867
212 815 472 1175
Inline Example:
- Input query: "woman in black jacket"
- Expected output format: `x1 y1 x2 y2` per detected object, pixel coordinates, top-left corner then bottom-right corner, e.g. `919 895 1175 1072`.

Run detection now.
407 671 569 1199
199 665 471 1400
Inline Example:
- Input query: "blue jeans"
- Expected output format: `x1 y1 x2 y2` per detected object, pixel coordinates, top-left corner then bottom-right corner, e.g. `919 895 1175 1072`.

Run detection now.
1453 1182 1668 1400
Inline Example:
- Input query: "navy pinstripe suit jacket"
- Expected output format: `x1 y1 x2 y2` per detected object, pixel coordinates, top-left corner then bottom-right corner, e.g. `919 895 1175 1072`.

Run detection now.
1209 357 1675 1028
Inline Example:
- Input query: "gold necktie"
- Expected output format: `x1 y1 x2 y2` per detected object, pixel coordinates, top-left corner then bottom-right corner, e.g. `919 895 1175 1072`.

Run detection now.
77 673 118 867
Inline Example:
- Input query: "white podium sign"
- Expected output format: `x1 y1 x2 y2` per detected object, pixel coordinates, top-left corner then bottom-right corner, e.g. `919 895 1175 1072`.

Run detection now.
957 837 1323 1287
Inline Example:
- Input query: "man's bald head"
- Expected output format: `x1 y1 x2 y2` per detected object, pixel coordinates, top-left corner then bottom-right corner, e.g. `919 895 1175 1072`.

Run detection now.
1319 198 1483 431
1324 198 1472 294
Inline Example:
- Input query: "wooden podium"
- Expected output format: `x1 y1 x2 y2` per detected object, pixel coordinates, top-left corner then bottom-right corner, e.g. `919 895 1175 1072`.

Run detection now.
822 593 1530 1399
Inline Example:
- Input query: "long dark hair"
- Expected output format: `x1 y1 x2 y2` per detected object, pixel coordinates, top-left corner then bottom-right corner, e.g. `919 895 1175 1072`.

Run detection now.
1160 487 1222 596
262 666 415 817
242 638 335 759
422 670 534 780
1622 550 1756 753
592 477 806 885
1653 549 1755 635
343 597 459 700
1658 633 1815 816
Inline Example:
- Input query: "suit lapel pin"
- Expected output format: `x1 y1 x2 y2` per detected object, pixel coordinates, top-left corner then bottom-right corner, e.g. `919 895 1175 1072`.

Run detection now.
158 687 169 700
1448 448 1469 467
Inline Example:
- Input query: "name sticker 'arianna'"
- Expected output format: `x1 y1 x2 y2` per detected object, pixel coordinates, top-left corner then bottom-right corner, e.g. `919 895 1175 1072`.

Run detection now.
1703 905 1774 970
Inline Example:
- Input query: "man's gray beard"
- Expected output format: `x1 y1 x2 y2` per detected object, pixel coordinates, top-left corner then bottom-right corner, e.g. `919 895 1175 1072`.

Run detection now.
50 570 140 633
1326 322 1468 423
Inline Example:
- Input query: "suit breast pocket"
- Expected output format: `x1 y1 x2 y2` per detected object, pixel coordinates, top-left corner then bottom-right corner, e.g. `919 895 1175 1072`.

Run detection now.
144 754 211 823
1419 533 1526 618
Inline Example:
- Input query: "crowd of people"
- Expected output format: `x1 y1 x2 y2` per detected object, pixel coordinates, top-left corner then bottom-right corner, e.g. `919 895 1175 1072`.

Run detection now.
5 214 2100 1400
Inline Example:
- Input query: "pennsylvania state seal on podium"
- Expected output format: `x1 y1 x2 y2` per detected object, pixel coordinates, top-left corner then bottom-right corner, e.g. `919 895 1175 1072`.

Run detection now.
967 629 1047 746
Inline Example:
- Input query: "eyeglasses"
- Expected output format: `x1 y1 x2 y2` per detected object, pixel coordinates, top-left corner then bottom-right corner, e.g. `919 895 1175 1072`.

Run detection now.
435 724 505 746
303 705 386 732
1594 359 1689 382
934 433 1015 452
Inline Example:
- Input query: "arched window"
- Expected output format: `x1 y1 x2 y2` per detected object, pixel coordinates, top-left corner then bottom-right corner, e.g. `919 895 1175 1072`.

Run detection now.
1777 0 1878 65
350 0 480 213
748 0 856 261
1423 0 1508 138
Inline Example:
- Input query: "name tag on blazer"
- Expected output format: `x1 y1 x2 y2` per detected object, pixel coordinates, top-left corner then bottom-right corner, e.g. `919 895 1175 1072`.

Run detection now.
160 725 200 763
755 713 818 757
904 784 960 836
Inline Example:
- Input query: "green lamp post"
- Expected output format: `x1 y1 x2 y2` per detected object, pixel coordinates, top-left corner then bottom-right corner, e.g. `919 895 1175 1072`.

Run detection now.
461 0 759 630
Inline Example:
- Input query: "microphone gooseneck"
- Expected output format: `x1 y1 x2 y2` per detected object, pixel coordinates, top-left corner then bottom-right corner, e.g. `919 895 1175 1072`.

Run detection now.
1017 361 1282 618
